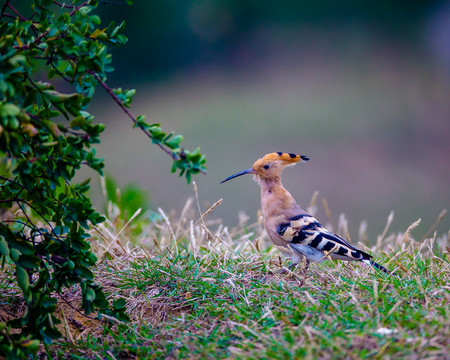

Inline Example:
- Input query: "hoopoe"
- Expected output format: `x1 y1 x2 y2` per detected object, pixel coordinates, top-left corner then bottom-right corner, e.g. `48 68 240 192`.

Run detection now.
221 152 389 273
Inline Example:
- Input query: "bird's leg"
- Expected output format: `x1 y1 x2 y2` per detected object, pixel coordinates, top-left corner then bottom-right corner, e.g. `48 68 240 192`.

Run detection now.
300 259 310 277
303 259 310 271
279 260 299 274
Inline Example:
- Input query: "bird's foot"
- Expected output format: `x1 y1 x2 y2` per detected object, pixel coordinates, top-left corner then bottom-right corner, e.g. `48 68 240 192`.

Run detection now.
304 259 311 271
279 262 299 274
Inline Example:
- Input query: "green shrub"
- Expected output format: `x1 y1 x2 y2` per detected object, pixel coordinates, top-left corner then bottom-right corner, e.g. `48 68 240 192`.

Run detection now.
0 0 206 358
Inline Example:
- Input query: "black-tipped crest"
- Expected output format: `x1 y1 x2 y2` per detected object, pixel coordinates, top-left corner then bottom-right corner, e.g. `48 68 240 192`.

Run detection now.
220 152 310 184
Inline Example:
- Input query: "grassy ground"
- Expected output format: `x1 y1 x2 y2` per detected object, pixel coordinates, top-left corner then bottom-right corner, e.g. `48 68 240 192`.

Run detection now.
1 187 449 359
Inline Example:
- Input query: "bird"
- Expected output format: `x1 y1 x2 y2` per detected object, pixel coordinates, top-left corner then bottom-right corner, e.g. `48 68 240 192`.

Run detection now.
220 152 389 274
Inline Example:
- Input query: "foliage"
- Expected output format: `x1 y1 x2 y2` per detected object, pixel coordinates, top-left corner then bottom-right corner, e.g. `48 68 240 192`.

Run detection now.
0 0 206 358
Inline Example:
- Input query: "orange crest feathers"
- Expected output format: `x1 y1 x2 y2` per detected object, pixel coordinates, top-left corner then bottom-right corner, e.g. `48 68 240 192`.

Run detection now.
220 152 309 184
253 152 309 169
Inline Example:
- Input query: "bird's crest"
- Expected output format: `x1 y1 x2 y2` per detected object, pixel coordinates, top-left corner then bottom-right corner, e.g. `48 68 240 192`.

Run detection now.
253 152 309 169
220 152 309 184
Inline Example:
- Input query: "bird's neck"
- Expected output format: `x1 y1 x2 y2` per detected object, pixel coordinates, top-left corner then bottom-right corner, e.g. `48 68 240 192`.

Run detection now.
260 178 297 219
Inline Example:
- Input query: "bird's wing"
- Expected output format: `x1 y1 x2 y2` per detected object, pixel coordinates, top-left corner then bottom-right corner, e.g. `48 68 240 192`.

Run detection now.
276 213 372 261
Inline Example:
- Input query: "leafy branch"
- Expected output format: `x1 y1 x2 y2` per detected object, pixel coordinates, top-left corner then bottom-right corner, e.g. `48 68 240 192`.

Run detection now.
0 0 206 358
86 69 176 159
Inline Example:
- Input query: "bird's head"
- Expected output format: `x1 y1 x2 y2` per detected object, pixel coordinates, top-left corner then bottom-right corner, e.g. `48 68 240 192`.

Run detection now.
220 152 309 184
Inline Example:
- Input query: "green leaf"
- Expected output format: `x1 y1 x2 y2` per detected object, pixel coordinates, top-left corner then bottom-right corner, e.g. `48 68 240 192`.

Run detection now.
114 298 126 309
8 238 34 255
76 265 93 280
41 326 61 344
64 260 75 271
32 267 49 291
85 287 96 302
70 116 86 129
0 103 21 117
9 248 21 262
16 265 29 292
0 236 9 257
90 27 107 39
19 339 40 351
94 299 109 308
41 297 57 309
53 226 69 236
18 255 41 269
166 134 183 149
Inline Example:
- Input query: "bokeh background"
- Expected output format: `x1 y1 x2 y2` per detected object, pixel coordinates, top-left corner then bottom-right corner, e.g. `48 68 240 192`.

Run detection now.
84 0 450 240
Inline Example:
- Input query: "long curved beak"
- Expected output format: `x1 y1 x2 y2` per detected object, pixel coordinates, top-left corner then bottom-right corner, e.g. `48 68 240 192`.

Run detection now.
220 168 255 184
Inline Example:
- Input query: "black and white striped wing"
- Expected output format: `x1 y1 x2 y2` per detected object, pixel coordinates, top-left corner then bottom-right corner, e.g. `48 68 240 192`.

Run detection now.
276 214 372 261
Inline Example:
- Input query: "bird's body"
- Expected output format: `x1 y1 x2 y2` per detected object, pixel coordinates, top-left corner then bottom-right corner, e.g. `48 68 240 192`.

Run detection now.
221 152 388 273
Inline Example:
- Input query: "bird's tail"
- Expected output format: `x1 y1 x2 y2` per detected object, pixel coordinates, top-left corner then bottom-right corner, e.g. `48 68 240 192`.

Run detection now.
362 259 390 274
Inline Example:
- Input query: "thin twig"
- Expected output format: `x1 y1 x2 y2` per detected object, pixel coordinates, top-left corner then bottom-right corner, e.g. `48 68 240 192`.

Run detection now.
86 69 177 160
1 0 12 16
3 3 40 38
15 198 63 243
0 175 29 191
5 3 27 21
14 200 48 241
54 0 130 7
69 1 89 16
53 288 98 321
1 13 19 20
0 198 19 203
53 1 76 8
2 220 34 231
49 58 72 82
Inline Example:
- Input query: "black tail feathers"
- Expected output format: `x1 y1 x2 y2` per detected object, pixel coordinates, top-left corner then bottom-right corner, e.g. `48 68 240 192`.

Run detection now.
370 260 391 274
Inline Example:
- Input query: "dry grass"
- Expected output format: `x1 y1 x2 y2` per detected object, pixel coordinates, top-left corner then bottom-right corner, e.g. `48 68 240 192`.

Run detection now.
1 184 449 359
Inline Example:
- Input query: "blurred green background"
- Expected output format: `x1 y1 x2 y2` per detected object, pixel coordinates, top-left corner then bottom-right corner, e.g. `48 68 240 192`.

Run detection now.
84 0 449 240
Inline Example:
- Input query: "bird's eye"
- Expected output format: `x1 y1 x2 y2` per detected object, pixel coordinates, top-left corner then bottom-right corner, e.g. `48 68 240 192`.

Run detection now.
263 165 270 169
